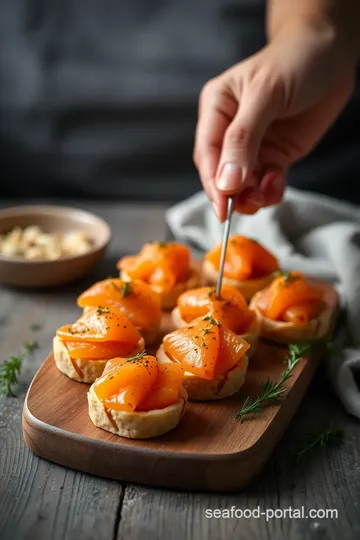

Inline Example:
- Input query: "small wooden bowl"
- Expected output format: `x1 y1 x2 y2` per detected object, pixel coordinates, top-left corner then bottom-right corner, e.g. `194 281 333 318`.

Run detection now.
0 205 111 288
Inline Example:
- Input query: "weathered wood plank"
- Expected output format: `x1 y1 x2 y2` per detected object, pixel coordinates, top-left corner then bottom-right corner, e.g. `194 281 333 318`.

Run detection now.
0 203 168 540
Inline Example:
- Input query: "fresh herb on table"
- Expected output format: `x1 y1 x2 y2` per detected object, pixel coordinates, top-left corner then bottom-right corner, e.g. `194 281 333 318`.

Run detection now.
295 427 344 463
235 342 315 422
0 341 39 397
30 323 42 331
110 280 133 298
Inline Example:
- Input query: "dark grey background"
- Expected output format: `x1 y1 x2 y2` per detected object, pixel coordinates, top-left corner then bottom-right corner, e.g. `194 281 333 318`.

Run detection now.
1 0 359 203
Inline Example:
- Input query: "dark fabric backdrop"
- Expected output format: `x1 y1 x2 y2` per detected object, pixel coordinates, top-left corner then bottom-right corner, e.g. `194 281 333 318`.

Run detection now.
0 0 359 203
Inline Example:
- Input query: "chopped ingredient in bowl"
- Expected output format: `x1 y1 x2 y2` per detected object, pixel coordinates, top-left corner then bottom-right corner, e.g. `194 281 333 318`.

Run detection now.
0 226 92 260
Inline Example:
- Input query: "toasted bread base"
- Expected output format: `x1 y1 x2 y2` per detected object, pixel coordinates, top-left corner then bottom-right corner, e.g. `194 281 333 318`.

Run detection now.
249 282 338 344
87 384 187 439
170 306 260 358
120 268 200 310
156 344 248 401
202 260 274 302
53 336 145 384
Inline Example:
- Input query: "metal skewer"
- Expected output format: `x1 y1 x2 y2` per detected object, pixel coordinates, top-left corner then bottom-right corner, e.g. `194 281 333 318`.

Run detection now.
215 197 235 299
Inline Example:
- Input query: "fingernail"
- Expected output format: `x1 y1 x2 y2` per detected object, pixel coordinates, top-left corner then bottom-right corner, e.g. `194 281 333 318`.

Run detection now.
216 163 244 192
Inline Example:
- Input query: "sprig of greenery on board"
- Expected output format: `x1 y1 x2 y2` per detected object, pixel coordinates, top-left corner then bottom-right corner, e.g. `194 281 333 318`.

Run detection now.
235 340 331 422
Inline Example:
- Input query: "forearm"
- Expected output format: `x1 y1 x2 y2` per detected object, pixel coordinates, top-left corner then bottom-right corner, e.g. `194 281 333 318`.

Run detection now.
267 0 360 65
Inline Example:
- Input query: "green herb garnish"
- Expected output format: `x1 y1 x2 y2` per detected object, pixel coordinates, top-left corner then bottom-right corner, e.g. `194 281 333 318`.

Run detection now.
121 281 133 298
96 306 110 315
155 241 168 248
235 343 313 422
272 270 298 283
202 315 220 327
295 427 344 463
125 350 147 363
0 341 39 397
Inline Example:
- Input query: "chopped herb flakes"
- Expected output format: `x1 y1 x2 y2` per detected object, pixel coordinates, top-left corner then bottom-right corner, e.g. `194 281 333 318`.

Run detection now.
96 306 110 315
202 315 220 327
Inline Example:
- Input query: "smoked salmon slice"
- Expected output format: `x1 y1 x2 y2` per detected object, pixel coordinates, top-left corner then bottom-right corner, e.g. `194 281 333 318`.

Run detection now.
93 353 184 412
177 286 254 334
205 235 279 281
117 242 191 292
163 316 249 379
65 341 140 360
255 272 323 323
56 306 141 345
77 278 161 331
282 300 324 325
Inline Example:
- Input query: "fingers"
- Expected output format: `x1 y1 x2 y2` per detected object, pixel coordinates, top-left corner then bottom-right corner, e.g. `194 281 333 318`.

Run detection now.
194 57 286 220
215 73 282 195
193 78 238 217
234 168 286 214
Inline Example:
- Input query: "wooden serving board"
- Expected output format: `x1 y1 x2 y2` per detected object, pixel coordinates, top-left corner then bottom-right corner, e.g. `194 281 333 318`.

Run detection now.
22 285 337 492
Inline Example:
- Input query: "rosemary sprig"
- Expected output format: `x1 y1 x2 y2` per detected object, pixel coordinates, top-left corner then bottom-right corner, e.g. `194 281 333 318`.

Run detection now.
0 341 39 397
295 427 344 463
125 350 147 363
235 342 313 422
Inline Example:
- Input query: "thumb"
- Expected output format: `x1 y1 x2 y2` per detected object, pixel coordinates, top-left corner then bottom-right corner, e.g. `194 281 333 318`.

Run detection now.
216 81 281 194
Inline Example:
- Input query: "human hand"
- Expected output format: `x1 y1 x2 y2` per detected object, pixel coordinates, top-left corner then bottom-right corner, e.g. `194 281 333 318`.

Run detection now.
194 24 354 221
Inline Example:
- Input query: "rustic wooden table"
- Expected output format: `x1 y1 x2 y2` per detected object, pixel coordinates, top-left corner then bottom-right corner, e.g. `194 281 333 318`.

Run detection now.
0 202 359 540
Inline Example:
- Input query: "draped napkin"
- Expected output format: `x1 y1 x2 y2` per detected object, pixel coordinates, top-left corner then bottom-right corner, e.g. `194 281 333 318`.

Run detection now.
166 188 360 420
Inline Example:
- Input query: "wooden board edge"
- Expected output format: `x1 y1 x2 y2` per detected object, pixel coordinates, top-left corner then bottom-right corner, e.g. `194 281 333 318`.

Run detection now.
22 350 321 492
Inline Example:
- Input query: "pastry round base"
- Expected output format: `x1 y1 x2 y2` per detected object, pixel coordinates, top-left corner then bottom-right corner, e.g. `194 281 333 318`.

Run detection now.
53 336 145 384
171 306 260 358
156 344 249 401
87 384 187 439
202 260 274 302
249 284 338 344
120 269 200 310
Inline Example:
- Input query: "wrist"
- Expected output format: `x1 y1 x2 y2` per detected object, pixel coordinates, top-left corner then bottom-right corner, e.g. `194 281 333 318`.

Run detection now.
269 15 357 72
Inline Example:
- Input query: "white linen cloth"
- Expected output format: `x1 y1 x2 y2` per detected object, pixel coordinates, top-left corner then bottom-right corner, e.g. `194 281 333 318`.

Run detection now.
166 188 360 419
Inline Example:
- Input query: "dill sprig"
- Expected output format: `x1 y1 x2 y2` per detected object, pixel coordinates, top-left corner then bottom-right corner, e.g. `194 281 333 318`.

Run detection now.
0 341 39 397
295 427 344 463
272 270 298 283
235 342 313 422
202 315 220 327
121 281 133 298
110 280 133 298
155 241 168 248
125 350 147 363
96 306 110 315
